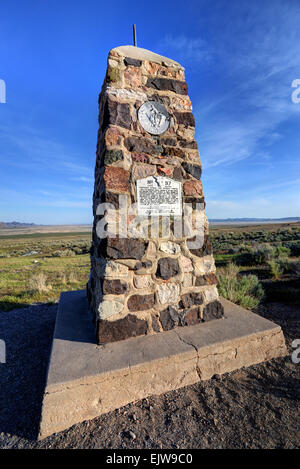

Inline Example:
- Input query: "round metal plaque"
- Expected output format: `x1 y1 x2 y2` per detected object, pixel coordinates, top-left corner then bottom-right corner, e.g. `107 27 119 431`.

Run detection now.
138 101 170 135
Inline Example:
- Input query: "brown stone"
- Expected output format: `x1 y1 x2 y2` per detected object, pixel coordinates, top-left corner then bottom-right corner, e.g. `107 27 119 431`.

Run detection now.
180 292 203 309
163 146 185 158
178 139 198 149
133 260 153 272
124 136 158 155
132 163 156 181
159 137 177 146
184 180 203 197
160 306 179 331
132 153 149 163
105 127 122 146
124 67 142 87
182 162 202 180
104 167 129 192
157 166 173 177
184 196 205 209
127 294 155 312
101 191 120 209
151 314 161 332
97 314 148 344
102 279 127 295
181 307 202 326
146 77 188 95
156 258 180 280
195 273 218 286
102 99 131 130
203 300 224 322
102 237 148 260
174 112 195 127
173 166 184 180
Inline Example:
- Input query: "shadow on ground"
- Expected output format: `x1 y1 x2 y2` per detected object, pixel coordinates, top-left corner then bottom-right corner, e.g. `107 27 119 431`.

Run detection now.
0 303 57 440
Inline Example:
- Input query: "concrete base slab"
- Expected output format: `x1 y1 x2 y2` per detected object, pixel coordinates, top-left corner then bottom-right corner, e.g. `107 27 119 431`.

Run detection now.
38 290 287 440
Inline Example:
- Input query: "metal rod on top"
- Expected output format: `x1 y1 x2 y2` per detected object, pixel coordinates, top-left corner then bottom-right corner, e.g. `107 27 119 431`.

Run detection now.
133 24 137 47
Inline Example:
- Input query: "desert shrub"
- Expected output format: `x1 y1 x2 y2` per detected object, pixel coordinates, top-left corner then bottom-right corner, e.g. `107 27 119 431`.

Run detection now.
68 272 79 284
267 260 283 280
279 259 300 277
217 263 264 309
52 249 75 257
236 243 276 266
275 245 291 258
283 241 300 256
28 273 52 294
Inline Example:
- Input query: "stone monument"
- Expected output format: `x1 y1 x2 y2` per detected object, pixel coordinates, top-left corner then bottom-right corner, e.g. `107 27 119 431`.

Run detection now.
38 45 287 440
87 45 224 344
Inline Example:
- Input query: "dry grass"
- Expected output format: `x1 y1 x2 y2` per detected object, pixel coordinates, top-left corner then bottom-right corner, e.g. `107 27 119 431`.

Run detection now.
28 273 52 294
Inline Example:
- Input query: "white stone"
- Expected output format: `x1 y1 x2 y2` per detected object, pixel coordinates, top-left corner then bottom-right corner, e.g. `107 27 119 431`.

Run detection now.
106 86 147 102
98 299 124 320
182 273 193 287
157 283 180 305
94 259 129 279
203 287 219 303
194 256 216 276
179 255 193 272
160 241 181 255
133 275 153 289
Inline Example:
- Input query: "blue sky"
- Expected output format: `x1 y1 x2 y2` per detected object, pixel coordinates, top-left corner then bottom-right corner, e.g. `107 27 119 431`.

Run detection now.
0 0 299 224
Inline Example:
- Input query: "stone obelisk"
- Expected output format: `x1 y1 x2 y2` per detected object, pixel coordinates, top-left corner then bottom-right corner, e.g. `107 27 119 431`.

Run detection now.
87 45 224 344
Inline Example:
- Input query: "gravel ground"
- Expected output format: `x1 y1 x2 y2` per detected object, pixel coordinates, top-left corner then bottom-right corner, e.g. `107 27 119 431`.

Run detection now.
0 300 299 449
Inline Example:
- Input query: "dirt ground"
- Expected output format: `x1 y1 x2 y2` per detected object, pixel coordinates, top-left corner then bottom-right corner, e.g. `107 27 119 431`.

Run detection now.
0 300 299 449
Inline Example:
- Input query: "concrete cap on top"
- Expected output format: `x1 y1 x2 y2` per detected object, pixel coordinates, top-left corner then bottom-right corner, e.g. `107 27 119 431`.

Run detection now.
110 45 184 69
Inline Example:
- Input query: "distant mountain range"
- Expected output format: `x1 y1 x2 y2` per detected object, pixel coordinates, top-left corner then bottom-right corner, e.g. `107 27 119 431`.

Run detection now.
0 221 37 229
209 217 300 223
0 217 299 230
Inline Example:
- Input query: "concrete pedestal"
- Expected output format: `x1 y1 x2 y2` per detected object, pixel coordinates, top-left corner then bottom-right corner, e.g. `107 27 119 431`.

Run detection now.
38 290 287 439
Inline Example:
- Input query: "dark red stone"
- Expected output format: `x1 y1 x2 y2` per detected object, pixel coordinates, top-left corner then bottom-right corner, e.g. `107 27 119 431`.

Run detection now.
124 136 158 155
102 98 131 130
180 292 203 309
203 301 224 321
159 306 179 331
127 294 155 311
156 257 180 280
195 273 218 286
163 146 185 158
174 112 195 127
173 166 184 181
178 139 198 149
184 196 205 209
102 279 127 295
104 166 130 193
182 162 202 180
181 307 202 326
107 237 148 260
146 77 188 95
159 137 177 147
124 57 142 67
97 314 148 344
189 235 212 257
